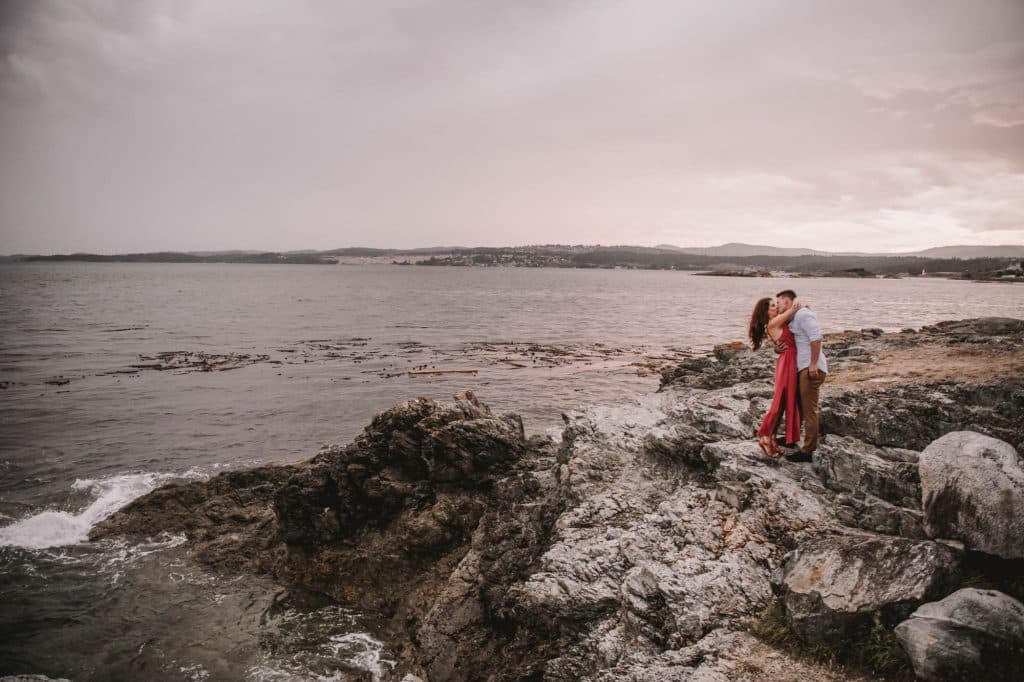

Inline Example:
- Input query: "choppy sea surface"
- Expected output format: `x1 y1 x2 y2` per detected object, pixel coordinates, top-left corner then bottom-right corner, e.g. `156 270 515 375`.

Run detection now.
1 262 1021 679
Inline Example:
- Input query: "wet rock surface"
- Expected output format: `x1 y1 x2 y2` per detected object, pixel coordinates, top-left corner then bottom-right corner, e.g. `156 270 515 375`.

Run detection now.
89 464 297 569
894 588 1024 681
107 339 701 382
93 319 1024 680
128 350 272 373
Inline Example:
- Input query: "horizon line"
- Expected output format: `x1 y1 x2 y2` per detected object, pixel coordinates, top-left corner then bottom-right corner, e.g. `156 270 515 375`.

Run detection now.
3 241 1024 259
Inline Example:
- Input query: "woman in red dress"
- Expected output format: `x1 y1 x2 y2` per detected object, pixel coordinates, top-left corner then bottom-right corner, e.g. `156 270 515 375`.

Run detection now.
748 297 803 458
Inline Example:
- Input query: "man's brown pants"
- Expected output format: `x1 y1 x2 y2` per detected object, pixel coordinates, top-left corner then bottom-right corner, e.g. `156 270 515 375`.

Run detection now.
798 368 827 453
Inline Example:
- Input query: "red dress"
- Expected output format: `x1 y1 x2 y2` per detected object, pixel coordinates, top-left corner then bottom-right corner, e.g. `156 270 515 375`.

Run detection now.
757 324 801 445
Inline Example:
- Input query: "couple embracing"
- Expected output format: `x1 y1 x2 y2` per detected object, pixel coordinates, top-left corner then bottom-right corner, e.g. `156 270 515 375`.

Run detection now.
747 289 828 462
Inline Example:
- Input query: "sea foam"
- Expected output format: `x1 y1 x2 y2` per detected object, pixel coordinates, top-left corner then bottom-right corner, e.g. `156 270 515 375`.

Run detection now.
0 470 205 550
327 632 395 680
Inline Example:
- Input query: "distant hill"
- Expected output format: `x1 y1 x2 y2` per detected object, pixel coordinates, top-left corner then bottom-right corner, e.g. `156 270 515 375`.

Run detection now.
655 243 832 257
654 242 1024 259
906 245 1024 259
320 246 468 256
185 250 265 256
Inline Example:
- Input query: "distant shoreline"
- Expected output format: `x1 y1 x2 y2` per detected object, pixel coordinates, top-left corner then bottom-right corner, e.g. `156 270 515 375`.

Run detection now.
3 250 1022 282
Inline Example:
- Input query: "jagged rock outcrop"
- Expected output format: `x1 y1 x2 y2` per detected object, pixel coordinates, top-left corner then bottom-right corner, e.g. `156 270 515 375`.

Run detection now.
93 391 537 617
894 588 1024 681
919 431 1024 559
93 319 1024 680
86 464 298 568
400 459 564 680
773 534 960 642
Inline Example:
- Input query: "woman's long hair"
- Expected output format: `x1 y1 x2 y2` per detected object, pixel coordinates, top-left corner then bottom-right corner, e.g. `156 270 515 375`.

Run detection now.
748 297 772 350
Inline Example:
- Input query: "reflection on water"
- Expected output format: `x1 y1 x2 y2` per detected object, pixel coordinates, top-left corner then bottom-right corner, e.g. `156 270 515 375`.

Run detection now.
0 263 1021 678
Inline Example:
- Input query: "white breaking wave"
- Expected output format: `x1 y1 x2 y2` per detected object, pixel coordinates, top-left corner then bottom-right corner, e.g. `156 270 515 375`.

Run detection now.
327 632 395 681
544 425 564 444
247 630 394 682
247 614 394 682
0 470 206 550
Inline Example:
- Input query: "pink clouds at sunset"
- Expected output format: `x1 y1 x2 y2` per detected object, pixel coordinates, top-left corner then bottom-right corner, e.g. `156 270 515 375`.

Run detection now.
1 1 1022 253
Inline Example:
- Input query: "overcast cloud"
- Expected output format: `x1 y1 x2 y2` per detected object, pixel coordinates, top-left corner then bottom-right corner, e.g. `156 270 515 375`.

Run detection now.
1 0 1022 253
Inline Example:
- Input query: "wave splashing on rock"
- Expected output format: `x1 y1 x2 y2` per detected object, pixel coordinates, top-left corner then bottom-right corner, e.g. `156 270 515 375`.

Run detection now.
0 471 206 550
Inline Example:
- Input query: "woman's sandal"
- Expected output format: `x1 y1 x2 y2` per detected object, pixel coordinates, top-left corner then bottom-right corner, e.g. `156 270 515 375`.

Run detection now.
757 436 780 459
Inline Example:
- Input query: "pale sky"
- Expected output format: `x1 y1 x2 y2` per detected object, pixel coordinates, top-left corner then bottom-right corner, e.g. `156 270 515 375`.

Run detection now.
1 0 1022 254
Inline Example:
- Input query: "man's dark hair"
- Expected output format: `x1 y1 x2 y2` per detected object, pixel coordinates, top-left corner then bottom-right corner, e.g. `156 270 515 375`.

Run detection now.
776 289 797 300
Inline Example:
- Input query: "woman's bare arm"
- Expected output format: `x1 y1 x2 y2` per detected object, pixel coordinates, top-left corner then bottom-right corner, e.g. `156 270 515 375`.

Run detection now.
767 300 803 332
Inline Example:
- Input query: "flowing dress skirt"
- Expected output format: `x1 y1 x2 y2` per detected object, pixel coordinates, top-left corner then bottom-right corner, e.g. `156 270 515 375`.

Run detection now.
756 325 801 445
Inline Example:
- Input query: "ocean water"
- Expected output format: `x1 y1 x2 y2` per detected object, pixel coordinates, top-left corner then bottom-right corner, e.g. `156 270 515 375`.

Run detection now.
1 262 1021 679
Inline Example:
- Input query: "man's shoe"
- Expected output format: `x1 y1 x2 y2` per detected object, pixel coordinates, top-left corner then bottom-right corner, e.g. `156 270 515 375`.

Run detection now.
785 450 813 463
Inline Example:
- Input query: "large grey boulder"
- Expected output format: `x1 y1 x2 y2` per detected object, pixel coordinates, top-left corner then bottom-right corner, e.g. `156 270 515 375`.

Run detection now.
919 431 1024 559
774 534 960 643
894 588 1024 681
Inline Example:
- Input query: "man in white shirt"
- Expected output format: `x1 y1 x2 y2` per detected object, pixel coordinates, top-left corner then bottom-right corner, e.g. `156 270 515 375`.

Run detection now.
776 289 828 462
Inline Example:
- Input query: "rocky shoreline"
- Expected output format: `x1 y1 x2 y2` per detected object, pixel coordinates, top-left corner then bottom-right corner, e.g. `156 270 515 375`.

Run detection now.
92 318 1024 680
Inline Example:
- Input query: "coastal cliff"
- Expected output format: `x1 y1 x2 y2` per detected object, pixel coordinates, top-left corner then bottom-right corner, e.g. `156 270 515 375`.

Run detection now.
91 318 1024 680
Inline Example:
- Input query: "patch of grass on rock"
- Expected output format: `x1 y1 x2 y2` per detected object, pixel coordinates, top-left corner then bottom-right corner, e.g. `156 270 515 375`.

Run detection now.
749 604 914 681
